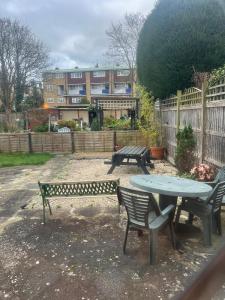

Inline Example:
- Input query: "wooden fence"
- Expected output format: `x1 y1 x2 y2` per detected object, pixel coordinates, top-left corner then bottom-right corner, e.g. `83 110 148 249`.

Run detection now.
160 79 225 167
0 130 147 153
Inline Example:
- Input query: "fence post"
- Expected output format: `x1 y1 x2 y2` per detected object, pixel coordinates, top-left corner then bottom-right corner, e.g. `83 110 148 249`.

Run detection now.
200 81 208 163
176 90 182 132
71 131 75 153
28 132 32 153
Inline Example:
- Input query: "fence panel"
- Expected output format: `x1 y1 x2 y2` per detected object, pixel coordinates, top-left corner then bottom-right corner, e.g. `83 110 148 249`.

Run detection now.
160 81 225 167
116 130 148 147
0 133 29 152
31 133 72 153
74 131 114 152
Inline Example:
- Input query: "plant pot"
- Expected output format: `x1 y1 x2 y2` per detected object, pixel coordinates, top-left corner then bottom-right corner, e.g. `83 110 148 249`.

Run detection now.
150 146 164 160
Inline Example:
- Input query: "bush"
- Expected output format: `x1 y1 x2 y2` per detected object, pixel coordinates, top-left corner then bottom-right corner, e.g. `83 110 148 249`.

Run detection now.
190 164 215 181
58 120 81 131
91 118 100 131
103 117 131 130
33 124 50 132
137 0 225 98
175 125 196 173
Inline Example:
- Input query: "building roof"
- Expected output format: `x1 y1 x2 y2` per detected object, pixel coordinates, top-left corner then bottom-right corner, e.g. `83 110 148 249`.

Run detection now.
44 66 131 74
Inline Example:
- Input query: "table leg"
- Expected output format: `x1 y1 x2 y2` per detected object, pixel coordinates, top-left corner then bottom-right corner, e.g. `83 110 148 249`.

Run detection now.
137 158 150 174
159 194 178 214
107 164 116 174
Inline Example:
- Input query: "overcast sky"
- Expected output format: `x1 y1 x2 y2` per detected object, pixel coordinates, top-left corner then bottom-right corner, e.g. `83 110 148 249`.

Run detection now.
0 0 155 69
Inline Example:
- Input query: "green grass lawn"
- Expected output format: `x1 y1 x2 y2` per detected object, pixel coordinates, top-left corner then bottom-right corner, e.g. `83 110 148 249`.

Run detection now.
0 153 54 167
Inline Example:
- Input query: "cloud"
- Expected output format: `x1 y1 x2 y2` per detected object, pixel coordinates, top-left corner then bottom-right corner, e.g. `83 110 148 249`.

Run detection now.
0 0 155 68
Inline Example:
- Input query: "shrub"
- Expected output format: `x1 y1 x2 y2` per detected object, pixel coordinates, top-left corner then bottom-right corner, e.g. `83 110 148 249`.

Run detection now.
58 120 81 131
137 0 225 98
175 125 196 173
190 164 215 181
103 117 131 130
33 124 50 132
137 85 161 147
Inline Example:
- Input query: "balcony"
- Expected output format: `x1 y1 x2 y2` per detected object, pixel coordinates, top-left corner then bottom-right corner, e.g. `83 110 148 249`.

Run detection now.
79 90 86 95
126 87 132 94
102 88 109 94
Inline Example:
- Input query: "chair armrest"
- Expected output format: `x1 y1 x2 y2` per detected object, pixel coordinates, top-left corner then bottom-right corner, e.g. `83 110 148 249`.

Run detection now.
149 215 168 230
161 204 175 217
204 181 217 188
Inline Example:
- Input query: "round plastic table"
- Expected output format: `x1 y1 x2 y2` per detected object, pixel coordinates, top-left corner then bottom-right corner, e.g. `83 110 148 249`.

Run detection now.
130 175 212 210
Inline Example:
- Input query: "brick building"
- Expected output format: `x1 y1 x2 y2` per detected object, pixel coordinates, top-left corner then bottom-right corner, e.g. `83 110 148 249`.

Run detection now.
43 66 137 124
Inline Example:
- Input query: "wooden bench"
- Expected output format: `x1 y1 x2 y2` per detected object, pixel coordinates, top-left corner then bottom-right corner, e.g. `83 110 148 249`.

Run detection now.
105 146 154 174
38 179 120 223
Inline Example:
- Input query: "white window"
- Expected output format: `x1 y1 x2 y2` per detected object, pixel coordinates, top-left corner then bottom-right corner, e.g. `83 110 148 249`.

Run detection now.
117 70 130 77
57 85 64 96
72 97 82 104
47 98 54 103
91 84 105 95
93 71 105 78
71 72 82 79
45 85 54 92
55 73 64 79
55 98 65 103
68 84 83 95
114 83 128 94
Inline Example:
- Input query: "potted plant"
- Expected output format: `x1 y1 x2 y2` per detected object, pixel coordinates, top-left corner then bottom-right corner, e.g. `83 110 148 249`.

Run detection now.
137 85 164 160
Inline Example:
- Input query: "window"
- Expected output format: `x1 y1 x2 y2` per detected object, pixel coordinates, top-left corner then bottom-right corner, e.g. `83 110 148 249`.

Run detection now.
47 98 54 103
68 84 83 95
93 71 105 78
55 73 64 79
72 97 82 104
71 72 82 79
117 70 130 77
57 85 64 96
46 85 54 92
55 98 65 103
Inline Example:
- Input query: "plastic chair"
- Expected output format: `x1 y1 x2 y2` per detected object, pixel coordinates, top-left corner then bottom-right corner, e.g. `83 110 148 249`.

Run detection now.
118 186 176 265
175 181 225 246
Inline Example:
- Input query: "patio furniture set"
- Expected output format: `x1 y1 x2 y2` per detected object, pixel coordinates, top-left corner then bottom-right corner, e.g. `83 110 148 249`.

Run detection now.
38 146 225 265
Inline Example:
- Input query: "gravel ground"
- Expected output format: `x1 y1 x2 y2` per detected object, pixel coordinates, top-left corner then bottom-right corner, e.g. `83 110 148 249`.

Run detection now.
0 153 225 300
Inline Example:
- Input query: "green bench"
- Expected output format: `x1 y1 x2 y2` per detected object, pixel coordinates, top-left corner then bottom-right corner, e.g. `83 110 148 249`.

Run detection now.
38 179 120 223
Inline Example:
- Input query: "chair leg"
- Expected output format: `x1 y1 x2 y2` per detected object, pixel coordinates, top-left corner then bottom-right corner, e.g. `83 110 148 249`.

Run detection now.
123 222 129 254
217 213 222 236
169 221 176 249
202 217 212 246
175 206 182 230
150 229 158 265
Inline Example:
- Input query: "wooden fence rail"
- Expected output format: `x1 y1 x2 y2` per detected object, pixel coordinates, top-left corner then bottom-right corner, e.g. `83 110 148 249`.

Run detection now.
160 79 225 167
0 130 147 153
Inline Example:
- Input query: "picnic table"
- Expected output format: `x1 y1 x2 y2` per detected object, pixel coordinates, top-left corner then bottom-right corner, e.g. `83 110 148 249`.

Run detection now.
105 146 154 175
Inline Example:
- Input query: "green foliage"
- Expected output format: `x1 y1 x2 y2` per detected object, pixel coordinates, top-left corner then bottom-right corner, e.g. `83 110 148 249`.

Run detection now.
91 118 100 131
209 65 225 87
58 120 81 131
178 172 196 180
137 0 225 98
175 125 196 173
33 124 52 132
103 117 131 130
137 85 161 147
0 153 53 167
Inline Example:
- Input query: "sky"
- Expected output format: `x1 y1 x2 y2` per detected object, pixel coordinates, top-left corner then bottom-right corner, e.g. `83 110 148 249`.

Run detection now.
0 0 155 69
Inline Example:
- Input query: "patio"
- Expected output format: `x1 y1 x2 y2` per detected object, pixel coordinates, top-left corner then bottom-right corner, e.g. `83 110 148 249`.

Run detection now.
0 154 225 299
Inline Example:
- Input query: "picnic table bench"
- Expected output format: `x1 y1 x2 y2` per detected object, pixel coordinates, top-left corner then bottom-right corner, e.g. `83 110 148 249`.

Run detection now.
38 179 120 223
105 146 154 175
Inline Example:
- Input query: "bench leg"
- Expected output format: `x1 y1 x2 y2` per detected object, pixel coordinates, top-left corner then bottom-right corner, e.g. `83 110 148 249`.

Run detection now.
42 199 46 224
47 199 53 215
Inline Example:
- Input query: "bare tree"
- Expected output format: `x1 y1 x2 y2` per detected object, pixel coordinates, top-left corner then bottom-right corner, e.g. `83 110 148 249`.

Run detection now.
0 18 49 116
106 13 145 92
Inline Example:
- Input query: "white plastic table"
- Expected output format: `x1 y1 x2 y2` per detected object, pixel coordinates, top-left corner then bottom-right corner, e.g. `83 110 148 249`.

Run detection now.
130 175 212 210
